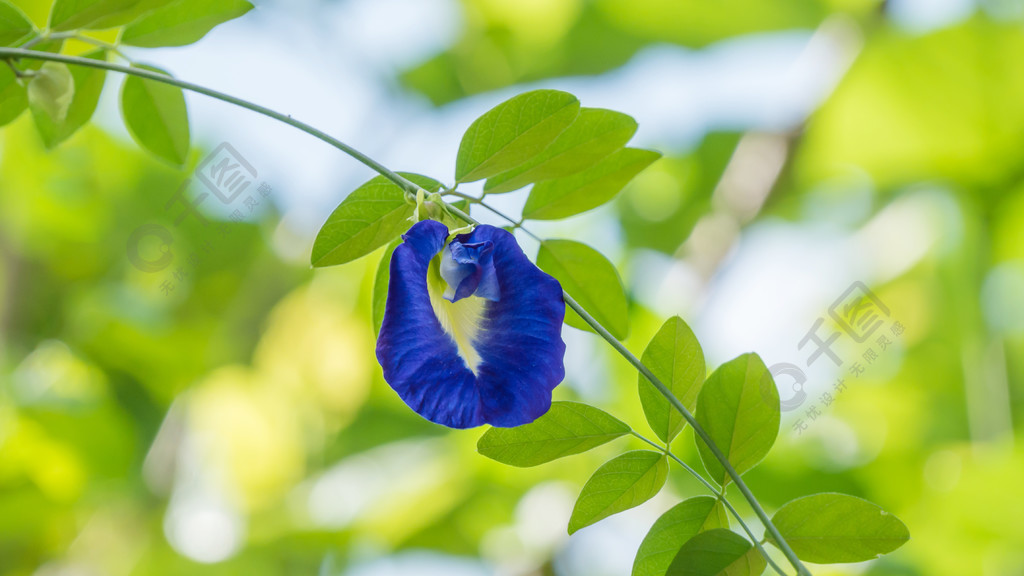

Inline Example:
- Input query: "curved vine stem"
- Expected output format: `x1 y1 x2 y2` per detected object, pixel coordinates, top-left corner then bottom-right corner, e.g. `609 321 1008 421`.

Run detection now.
448 191 810 575
564 292 808 575
0 47 809 576
0 48 418 196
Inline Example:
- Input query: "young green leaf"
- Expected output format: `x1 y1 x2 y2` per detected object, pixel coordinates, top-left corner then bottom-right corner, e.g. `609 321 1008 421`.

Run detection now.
666 529 759 576
372 240 400 337
27 62 74 142
770 493 910 563
695 353 780 486
477 401 630 467
568 450 667 534
522 147 660 221
483 108 638 195
0 65 27 127
632 496 728 576
536 239 629 339
120 65 190 166
122 0 254 48
29 51 106 148
0 0 34 46
49 0 140 31
311 173 441 268
455 89 580 183
639 316 706 444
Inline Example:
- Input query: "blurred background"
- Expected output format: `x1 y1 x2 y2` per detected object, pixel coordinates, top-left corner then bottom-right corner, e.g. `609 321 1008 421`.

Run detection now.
2 0 1024 574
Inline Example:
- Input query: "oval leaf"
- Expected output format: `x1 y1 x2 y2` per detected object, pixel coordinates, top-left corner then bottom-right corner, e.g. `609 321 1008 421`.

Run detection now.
722 548 768 576
477 401 630 467
639 316 706 444
311 173 441 268
372 239 400 337
633 496 729 576
666 529 756 576
122 0 254 48
568 450 667 534
522 147 660 221
120 65 190 166
28 62 74 140
770 493 910 564
695 353 779 486
0 0 34 46
29 50 106 148
49 0 139 31
483 108 638 195
536 239 629 339
455 89 580 183
0 64 28 127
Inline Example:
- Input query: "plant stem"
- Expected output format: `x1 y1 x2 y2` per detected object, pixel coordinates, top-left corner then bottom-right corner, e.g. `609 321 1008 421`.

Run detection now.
630 432 788 576
0 48 419 196
1 47 809 575
564 293 809 575
451 192 810 576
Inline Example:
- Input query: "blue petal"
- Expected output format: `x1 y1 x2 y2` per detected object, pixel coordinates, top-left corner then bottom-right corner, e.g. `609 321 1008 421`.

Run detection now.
440 240 498 303
376 220 566 429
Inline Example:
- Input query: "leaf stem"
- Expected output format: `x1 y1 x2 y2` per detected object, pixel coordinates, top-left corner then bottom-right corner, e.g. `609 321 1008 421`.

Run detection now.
2 47 808 575
630 431 788 576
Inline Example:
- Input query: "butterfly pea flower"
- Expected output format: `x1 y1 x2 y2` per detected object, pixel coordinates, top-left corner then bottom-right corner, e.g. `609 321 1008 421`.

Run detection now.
376 219 566 429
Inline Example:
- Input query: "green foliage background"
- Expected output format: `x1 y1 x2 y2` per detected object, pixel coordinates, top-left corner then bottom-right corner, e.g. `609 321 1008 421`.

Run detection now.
2 0 1024 575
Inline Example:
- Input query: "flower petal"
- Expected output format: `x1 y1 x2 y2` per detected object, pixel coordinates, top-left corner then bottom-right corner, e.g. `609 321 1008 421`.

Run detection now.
376 220 566 428
440 240 498 302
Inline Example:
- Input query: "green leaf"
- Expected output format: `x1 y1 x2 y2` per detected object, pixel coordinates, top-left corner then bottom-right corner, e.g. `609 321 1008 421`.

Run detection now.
27 62 74 141
29 50 106 148
568 450 667 534
536 239 629 339
49 0 140 30
639 316 706 444
0 0 33 46
455 89 580 183
477 401 630 467
770 493 910 564
0 65 27 127
721 548 768 576
632 496 729 576
121 0 254 48
120 65 190 166
483 108 637 194
372 239 400 337
695 353 779 486
522 147 661 221
666 529 757 576
100 0 181 28
311 173 441 268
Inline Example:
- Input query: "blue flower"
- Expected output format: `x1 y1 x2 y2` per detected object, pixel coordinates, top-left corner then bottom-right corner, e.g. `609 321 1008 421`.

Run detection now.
376 219 566 429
